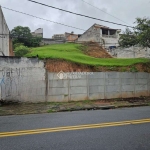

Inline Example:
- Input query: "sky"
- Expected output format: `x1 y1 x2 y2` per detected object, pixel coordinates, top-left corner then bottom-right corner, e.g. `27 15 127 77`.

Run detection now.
0 0 150 38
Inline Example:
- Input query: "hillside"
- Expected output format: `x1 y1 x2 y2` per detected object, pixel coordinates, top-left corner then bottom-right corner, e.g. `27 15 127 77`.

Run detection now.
26 43 149 68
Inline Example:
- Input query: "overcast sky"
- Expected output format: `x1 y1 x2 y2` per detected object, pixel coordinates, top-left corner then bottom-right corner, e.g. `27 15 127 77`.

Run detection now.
0 0 150 38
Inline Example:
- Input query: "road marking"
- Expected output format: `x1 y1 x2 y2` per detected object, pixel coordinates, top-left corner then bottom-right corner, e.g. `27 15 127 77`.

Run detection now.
0 118 150 138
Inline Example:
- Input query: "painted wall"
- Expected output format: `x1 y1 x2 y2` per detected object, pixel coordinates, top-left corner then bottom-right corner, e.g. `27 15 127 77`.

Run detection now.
0 57 46 102
0 7 10 56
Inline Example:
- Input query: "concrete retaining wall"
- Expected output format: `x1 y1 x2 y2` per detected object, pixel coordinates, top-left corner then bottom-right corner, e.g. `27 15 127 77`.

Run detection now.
47 72 150 102
0 57 46 102
0 57 149 102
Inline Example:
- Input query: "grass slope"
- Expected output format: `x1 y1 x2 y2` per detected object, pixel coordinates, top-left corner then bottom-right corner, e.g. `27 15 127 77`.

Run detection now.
26 43 149 66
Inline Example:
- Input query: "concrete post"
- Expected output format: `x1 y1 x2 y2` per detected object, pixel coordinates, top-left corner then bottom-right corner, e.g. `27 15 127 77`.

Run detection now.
68 78 70 102
104 72 106 99
108 30 110 38
45 70 48 102
119 72 122 98
87 73 89 100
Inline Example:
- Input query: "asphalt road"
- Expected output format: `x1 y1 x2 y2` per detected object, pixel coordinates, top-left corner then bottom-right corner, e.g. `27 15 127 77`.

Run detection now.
0 106 150 150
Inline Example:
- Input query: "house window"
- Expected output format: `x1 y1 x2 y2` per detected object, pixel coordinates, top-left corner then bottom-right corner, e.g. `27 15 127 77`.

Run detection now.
110 30 116 35
102 29 108 35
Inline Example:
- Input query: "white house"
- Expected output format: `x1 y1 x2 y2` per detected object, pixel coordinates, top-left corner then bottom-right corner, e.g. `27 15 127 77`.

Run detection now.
77 24 121 48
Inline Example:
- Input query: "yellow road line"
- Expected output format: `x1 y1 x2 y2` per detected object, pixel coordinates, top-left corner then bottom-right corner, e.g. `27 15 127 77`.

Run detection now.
0 118 150 138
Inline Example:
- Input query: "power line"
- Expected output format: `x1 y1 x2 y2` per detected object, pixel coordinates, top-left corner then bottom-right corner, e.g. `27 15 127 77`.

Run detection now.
1 6 124 38
1 6 85 31
0 7 121 42
27 0 134 28
81 0 130 25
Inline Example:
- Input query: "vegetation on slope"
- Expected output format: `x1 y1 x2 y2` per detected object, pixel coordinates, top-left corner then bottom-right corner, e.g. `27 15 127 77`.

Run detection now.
26 43 149 67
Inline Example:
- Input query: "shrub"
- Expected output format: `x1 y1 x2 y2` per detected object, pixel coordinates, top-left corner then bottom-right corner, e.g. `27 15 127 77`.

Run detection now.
130 66 138 72
14 45 30 57
13 43 24 49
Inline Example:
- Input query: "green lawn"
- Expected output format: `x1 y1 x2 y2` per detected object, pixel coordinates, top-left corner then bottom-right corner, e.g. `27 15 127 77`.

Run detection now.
26 43 149 66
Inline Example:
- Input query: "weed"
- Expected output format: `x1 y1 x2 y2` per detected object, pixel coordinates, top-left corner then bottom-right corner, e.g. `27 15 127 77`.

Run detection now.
108 66 117 71
130 66 138 72
121 67 127 72
47 109 55 113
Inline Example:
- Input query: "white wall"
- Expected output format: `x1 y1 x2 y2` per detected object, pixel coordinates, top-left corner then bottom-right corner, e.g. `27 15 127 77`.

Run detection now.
100 29 120 48
0 57 46 102
102 37 119 47
0 7 9 56
108 47 150 58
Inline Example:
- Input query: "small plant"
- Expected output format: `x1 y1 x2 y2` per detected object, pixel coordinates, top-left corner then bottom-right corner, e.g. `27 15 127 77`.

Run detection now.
121 67 127 72
94 66 100 71
47 109 55 113
130 66 138 72
108 66 117 71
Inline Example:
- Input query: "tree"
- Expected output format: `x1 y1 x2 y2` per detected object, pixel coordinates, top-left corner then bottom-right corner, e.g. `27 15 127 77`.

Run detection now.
11 26 32 47
119 28 137 48
119 17 150 48
11 26 42 47
135 18 150 48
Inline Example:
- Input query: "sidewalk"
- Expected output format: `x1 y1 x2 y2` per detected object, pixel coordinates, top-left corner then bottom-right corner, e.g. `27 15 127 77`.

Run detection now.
0 97 150 116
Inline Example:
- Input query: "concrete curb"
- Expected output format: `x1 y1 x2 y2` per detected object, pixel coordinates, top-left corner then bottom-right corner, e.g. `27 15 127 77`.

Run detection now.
116 103 149 108
0 103 149 116
58 105 115 112
57 104 149 112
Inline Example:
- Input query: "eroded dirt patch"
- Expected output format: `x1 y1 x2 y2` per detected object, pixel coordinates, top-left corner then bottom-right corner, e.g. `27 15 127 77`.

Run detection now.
82 42 112 58
45 59 150 72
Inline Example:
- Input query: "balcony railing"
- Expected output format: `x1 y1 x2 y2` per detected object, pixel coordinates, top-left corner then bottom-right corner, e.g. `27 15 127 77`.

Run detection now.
102 34 117 38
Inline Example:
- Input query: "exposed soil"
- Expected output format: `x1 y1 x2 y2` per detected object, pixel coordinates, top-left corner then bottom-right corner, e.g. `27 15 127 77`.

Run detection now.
45 59 94 72
82 42 112 58
45 59 150 72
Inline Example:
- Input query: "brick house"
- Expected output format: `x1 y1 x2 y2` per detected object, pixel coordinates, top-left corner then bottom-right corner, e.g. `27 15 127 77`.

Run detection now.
65 32 81 42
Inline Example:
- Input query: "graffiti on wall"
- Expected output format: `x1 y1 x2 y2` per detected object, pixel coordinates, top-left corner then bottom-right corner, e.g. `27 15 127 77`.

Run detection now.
0 68 24 99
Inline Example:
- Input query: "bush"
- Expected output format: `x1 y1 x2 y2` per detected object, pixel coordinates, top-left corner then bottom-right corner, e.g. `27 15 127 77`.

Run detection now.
13 43 24 49
14 45 30 57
